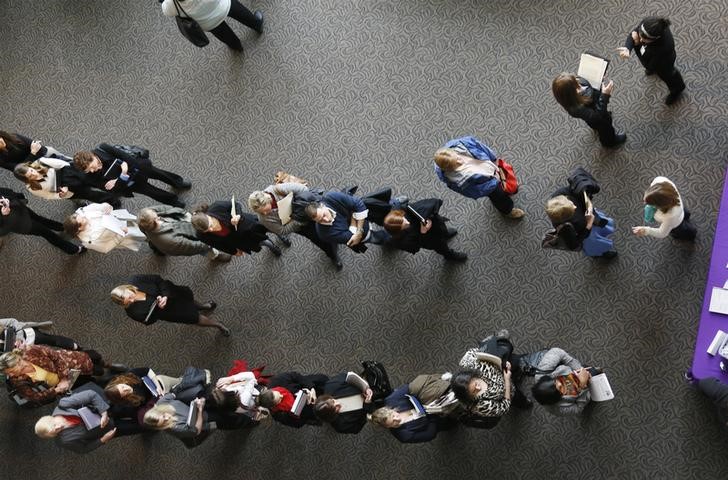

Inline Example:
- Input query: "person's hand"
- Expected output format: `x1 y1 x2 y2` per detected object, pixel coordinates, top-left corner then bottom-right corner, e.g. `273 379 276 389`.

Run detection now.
631 30 640 45
231 214 241 227
347 232 364 247
30 140 42 155
235 249 247 256
156 296 168 309
100 428 117 444
58 187 69 198
363 388 373 403
216 376 232 388
54 379 70 394
305 388 317 404
100 411 109 428
104 179 117 191
121 226 129 234
0 197 11 216
420 219 433 234
632 226 647 237
616 47 630 59
602 80 614 95
196 397 206 410
102 203 113 214
575 368 591 387
585 211 595 230
503 361 512 381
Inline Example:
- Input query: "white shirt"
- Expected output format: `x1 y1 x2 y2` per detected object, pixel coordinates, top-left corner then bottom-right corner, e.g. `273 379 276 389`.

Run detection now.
644 176 685 238
161 0 231 31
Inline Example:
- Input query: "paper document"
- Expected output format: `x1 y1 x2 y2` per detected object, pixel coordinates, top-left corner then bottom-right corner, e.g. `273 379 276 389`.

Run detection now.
231 196 238 230
277 193 293 225
578 52 610 89
588 373 614 402
337 394 364 412
709 287 728 315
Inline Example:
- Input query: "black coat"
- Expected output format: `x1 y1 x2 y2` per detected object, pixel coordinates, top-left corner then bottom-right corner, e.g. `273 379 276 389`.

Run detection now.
625 24 677 73
124 274 199 325
388 198 450 254
197 201 269 255
0 188 33 235
82 143 154 196
0 133 49 171
267 372 329 429
567 77 612 132
322 372 369 434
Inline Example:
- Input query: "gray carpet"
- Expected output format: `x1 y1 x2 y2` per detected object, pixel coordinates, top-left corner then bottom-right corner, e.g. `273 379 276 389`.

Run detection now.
2 0 728 478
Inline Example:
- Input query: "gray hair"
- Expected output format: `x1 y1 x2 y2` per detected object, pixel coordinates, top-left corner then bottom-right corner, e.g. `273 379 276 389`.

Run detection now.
248 191 271 212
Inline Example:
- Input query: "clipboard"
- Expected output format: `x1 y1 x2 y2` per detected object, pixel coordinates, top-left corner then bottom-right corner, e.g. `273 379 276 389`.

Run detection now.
230 195 238 231
577 52 610 89
277 193 294 225
144 300 158 324
407 206 426 225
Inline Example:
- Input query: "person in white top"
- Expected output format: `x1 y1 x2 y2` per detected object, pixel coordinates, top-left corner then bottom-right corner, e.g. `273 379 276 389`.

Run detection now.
632 176 696 241
213 371 269 421
63 203 146 253
160 0 263 51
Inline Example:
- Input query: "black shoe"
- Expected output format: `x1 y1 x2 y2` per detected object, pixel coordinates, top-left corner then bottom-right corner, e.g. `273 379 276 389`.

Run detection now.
607 133 626 148
171 200 186 208
331 255 343 271
343 185 358 196
266 242 282 257
278 235 292 247
444 250 467 262
76 246 87 255
199 301 217 312
175 180 192 190
254 11 264 34
601 250 618 259
446 227 458 239
665 91 684 105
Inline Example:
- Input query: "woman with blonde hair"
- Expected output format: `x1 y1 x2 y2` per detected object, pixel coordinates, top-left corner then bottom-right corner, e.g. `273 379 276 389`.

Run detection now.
143 394 214 446
632 177 696 241
552 73 626 148
110 274 230 336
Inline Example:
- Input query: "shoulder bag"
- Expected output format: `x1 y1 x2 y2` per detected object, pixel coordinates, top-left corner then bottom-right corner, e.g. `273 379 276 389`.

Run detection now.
172 0 209 47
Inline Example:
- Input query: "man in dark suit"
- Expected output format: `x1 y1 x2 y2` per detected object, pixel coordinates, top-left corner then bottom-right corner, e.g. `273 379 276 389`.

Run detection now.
73 144 189 207
697 377 728 431
34 389 116 453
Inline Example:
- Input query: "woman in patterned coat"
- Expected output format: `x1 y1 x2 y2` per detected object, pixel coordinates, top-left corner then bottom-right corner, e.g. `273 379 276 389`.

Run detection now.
0 345 106 406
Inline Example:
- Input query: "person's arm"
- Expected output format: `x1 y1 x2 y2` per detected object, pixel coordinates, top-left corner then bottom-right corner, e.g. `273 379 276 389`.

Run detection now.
270 182 309 196
57 390 109 412
458 136 497 162
538 348 583 372
161 0 179 17
633 208 679 239
458 348 481 370
163 231 212 256
9 375 58 404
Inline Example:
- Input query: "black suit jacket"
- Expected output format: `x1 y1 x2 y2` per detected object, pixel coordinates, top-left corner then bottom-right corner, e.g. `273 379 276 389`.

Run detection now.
322 372 369 434
388 198 449 254
0 188 32 235
625 25 677 73
198 201 268 255
268 372 328 428
82 143 153 196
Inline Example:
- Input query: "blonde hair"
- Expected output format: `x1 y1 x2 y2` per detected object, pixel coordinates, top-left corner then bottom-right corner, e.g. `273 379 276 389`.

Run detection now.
110 285 140 306
0 350 21 370
248 191 271 212
137 208 159 232
34 416 56 438
545 195 577 224
369 407 396 428
433 148 461 172
143 403 177 430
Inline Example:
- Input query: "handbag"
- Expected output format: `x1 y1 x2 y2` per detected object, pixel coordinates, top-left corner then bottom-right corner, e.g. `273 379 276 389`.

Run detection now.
172 0 209 47
496 158 519 194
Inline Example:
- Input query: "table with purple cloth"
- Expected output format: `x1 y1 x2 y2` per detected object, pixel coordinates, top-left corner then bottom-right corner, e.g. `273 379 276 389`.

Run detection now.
692 169 728 382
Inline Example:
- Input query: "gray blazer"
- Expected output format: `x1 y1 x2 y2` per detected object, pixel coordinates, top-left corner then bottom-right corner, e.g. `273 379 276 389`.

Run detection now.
534 348 591 416
157 393 213 439
140 205 211 256
52 390 113 454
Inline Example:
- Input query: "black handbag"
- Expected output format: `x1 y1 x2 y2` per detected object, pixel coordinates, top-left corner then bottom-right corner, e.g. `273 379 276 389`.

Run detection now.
172 0 209 47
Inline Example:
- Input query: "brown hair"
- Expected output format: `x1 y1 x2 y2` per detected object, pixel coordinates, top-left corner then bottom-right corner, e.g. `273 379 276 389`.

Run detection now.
73 151 96 171
313 394 338 422
191 210 211 232
13 161 49 190
552 73 590 111
433 148 461 172
644 181 680 213
383 210 408 235
257 388 278 408
104 373 145 406
137 208 159 232
0 131 21 153
63 214 83 235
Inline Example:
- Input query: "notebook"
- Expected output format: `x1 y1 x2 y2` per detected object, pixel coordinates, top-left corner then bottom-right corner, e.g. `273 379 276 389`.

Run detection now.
291 390 309 417
77 407 102 430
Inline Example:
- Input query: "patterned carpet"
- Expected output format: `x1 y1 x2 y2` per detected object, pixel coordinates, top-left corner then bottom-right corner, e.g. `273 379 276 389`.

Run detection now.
2 0 728 478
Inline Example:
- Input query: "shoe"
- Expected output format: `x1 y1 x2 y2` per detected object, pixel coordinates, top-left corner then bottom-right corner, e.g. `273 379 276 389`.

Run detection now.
610 133 627 147
254 11 264 34
107 363 129 373
343 185 359 196
175 180 192 190
683 370 697 387
200 301 217 312
267 242 282 257
278 235 292 247
601 250 618 259
645 69 655 76
219 324 231 337
172 200 186 208
443 250 468 262
331 254 343 271
506 208 525 219
446 227 458 239
76 246 87 255
665 91 684 105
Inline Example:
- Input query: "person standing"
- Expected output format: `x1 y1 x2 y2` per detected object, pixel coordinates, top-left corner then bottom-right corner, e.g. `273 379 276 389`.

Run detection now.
617 17 685 105
434 136 526 218
161 0 263 52
63 203 145 254
73 144 189 208
632 176 696 242
552 74 626 148
0 187 84 255
0 130 69 172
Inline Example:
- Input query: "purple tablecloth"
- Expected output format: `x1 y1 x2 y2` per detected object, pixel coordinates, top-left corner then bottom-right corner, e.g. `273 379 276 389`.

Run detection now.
692 168 728 381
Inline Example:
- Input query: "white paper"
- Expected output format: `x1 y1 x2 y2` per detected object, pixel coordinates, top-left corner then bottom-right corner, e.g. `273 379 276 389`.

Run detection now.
709 287 728 315
588 373 614 402
277 193 293 225
578 53 609 89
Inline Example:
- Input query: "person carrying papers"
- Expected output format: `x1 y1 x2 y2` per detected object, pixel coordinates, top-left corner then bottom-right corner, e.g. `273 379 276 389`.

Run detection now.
63 202 145 253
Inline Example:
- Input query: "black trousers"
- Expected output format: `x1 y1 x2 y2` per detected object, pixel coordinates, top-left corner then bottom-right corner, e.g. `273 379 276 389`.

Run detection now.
657 67 686 95
146 166 186 189
131 179 181 206
298 222 339 259
487 184 514 214
25 210 80 254
209 0 260 50
670 209 697 241
33 330 78 350
75 187 121 208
